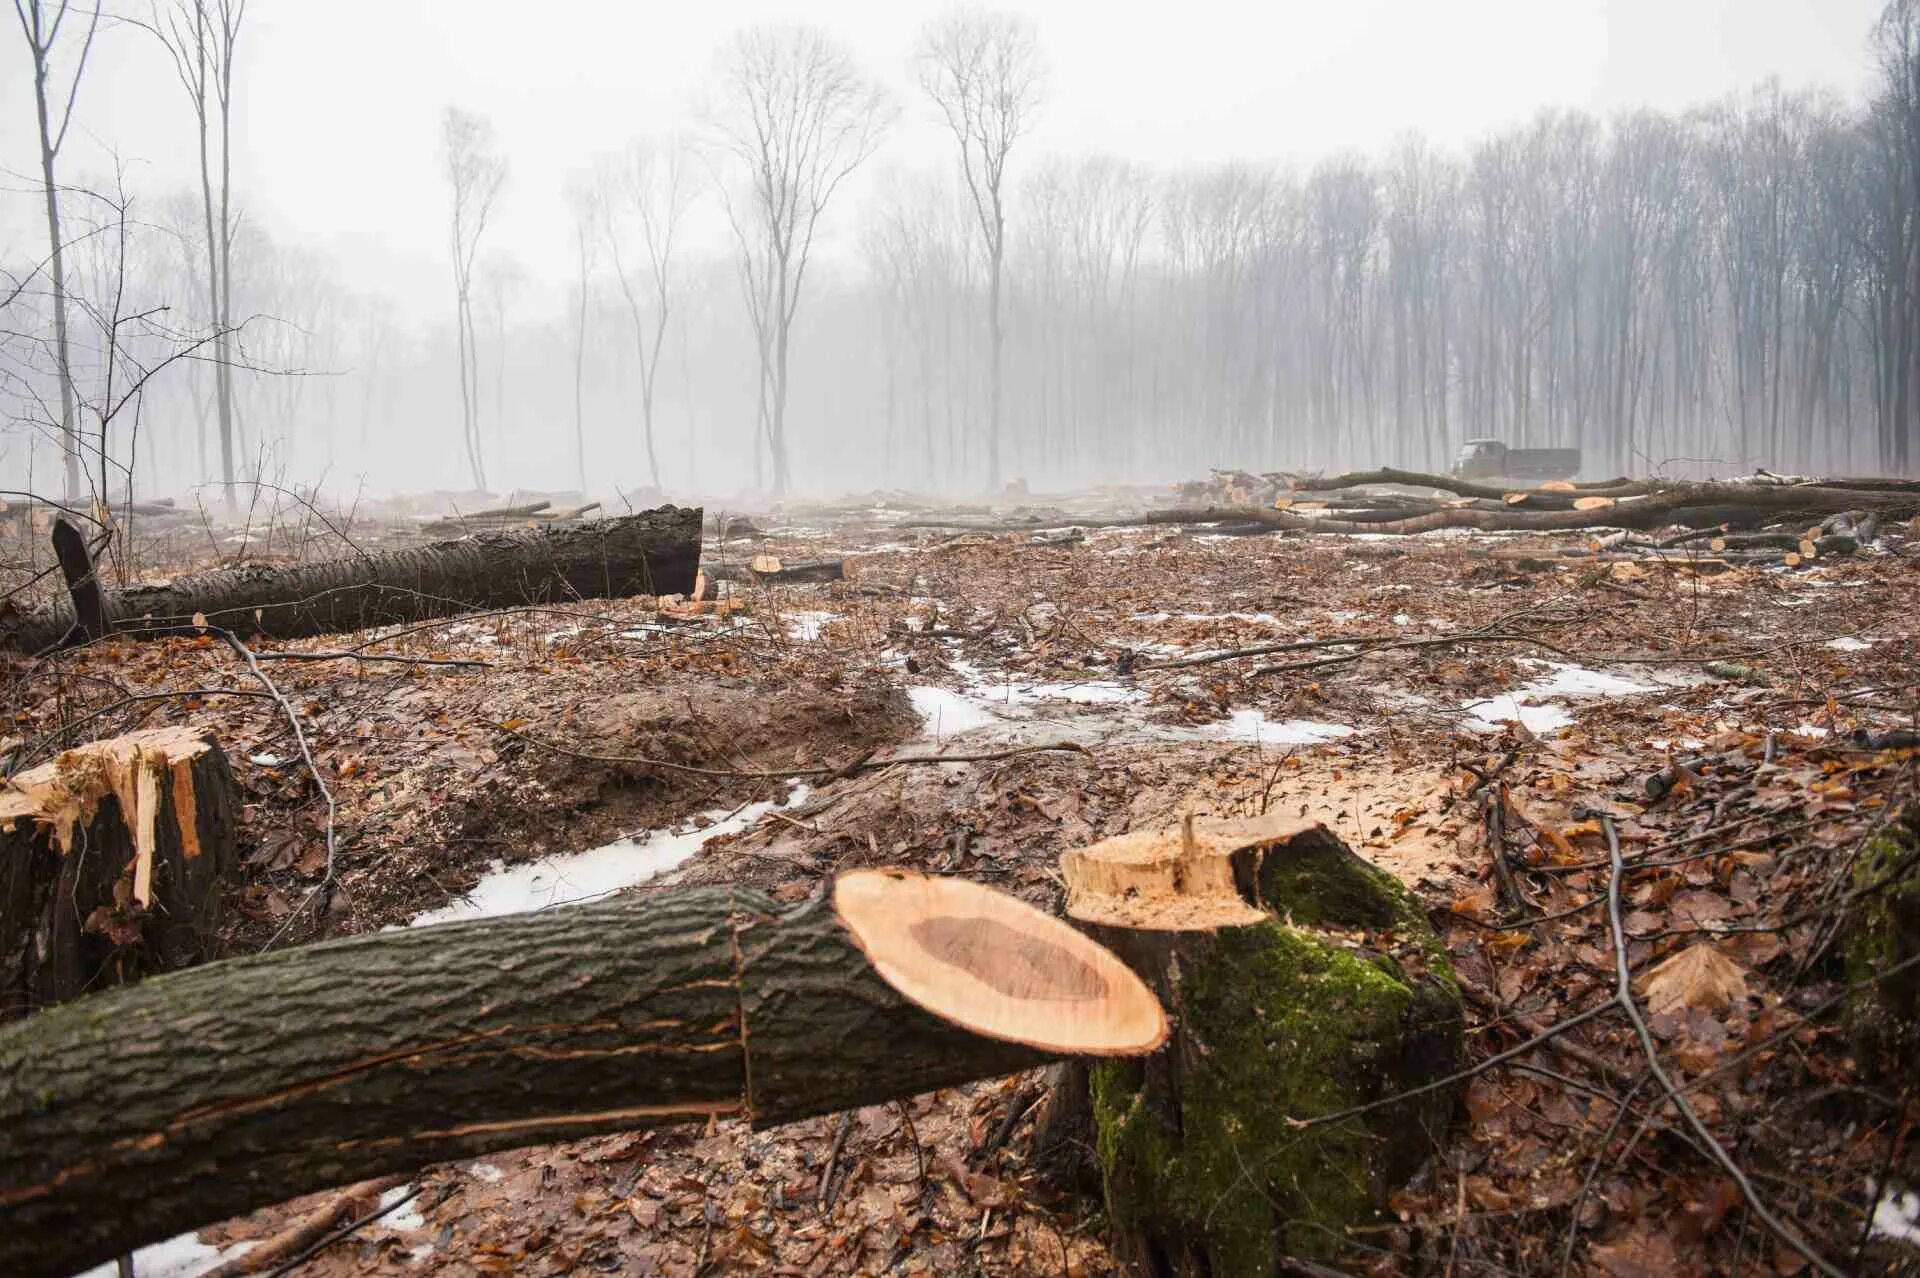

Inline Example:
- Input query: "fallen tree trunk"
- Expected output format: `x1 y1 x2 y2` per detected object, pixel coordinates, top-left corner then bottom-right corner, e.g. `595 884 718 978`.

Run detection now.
0 870 1162 1276
0 726 238 1020
708 556 847 585
0 504 702 653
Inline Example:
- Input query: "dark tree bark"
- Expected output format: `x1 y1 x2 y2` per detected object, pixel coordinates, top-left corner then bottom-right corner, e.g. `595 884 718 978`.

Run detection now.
0 726 237 1021
0 887 1055 1277
49 516 105 643
0 505 702 653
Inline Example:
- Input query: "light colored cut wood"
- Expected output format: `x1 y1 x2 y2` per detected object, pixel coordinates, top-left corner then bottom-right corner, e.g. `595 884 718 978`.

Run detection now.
833 868 1167 1055
1061 812 1316 931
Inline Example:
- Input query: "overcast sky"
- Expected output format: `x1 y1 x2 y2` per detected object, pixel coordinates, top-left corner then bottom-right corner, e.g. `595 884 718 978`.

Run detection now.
0 0 1891 321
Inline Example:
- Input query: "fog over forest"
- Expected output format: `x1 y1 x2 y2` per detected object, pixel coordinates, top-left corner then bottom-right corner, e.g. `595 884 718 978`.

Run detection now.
5 0 1918 504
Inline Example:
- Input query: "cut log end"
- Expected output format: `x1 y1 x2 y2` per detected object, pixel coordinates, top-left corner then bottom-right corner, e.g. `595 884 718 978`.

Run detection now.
832 869 1167 1056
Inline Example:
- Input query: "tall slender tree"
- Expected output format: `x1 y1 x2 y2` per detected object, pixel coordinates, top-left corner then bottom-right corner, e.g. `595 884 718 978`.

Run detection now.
442 106 506 491
916 5 1042 492
599 140 692 492
710 24 892 496
13 0 101 500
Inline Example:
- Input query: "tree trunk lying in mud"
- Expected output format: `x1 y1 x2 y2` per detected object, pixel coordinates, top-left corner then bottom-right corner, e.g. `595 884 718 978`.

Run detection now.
707 556 847 585
1059 817 1465 1274
0 504 703 654
0 870 1162 1277
0 726 238 1021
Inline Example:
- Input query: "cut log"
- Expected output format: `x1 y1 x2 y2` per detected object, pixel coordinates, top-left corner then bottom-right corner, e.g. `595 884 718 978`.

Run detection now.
0 726 238 1020
835 869 1166 1055
708 556 848 585
0 869 1161 1276
0 504 702 653
1060 816 1465 1273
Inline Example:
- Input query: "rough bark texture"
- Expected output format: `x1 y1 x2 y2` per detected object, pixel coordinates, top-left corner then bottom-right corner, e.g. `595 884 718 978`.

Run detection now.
0 887 1052 1276
1074 826 1464 1274
1846 805 1920 1074
49 516 105 642
0 726 237 1021
0 505 703 653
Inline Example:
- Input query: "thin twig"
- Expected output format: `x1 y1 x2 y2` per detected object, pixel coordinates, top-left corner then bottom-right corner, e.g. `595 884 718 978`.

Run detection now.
1599 814 1844 1278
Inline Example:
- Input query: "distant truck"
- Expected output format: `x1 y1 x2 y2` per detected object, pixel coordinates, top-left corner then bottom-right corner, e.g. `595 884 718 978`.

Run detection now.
1450 439 1581 483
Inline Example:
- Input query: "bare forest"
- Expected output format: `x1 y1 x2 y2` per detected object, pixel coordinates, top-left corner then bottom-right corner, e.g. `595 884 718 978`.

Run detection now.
8 4 1920 1278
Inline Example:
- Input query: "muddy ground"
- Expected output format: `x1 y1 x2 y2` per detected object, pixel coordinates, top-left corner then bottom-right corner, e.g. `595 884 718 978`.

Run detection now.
11 502 1920 1276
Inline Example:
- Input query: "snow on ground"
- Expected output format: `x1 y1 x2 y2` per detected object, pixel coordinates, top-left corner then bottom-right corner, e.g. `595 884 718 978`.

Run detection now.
72 1234 256 1278
1458 661 1682 734
1871 1180 1920 1248
408 785 811 925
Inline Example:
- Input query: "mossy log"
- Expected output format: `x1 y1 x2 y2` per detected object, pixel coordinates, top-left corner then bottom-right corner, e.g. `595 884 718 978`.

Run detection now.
0 505 703 653
0 726 237 1020
1846 805 1920 1071
0 870 1162 1277
1061 817 1464 1273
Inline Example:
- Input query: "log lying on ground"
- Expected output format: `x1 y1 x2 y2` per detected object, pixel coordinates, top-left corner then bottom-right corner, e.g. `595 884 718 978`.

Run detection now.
0 726 237 1020
0 868 1163 1276
0 504 702 653
1058 816 1464 1273
707 555 848 585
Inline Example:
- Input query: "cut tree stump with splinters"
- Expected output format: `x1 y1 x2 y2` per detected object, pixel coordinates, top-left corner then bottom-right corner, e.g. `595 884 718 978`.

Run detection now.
0 504 703 653
0 868 1163 1277
1060 815 1465 1274
0 726 237 1020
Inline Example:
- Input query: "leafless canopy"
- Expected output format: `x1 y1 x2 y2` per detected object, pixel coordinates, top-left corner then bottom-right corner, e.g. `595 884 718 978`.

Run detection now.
442 106 507 491
709 24 893 495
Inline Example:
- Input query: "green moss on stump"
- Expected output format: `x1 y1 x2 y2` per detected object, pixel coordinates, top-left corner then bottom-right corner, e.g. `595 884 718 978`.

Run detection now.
1846 811 1920 1068
1092 826 1464 1272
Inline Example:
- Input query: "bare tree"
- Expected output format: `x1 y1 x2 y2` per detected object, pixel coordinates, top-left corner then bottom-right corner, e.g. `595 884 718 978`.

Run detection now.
565 181 599 493
475 252 525 454
13 0 101 499
442 106 506 491
916 5 1042 491
599 140 692 492
710 24 892 495
148 0 245 504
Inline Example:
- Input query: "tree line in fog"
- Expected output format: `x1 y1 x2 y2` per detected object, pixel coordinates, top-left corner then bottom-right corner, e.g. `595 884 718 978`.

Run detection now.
10 2 1920 503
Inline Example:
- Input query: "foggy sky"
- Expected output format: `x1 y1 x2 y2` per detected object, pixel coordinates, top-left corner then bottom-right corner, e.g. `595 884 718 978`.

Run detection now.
0 0 1885 322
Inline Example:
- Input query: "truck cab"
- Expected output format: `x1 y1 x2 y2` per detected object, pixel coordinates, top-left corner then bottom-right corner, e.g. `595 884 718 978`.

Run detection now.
1451 439 1507 480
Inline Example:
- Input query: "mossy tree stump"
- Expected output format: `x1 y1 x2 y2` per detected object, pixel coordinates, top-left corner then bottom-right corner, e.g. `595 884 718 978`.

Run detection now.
1846 805 1920 1070
0 726 238 1019
1061 816 1464 1274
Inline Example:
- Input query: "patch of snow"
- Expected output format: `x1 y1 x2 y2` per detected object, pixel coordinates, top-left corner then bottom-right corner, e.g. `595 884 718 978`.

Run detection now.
249 753 285 767
1792 723 1832 739
1391 613 1412 626
1827 636 1874 652
73 1235 257 1278
784 611 838 641
1204 711 1356 746
1872 1180 1920 1247
468 1162 505 1184
409 786 811 926
378 1184 427 1231
909 686 1008 739
1459 661 1666 734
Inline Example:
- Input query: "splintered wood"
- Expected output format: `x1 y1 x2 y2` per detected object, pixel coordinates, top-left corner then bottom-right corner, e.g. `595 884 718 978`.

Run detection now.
1061 813 1308 931
0 726 237 1017
832 868 1167 1055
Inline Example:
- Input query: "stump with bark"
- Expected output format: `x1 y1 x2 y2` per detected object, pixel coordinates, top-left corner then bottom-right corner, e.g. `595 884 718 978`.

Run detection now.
0 868 1164 1277
0 726 238 1020
1060 816 1465 1273
0 504 703 653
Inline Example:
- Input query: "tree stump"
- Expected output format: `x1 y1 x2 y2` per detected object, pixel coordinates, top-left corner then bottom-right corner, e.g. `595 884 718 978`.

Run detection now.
1060 816 1465 1273
0 725 237 1019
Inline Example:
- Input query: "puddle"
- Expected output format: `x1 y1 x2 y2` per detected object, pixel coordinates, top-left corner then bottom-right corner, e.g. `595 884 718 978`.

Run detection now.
909 685 1009 740
409 786 810 925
